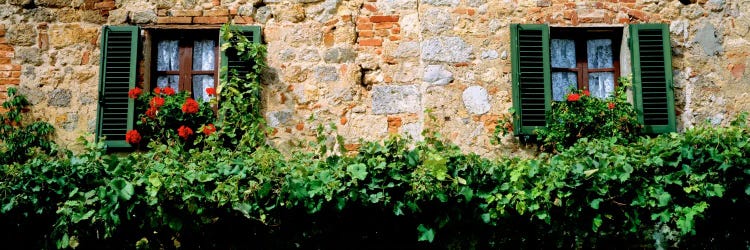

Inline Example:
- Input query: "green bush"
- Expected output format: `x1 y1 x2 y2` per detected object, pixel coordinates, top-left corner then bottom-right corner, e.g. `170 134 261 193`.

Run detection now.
0 87 55 164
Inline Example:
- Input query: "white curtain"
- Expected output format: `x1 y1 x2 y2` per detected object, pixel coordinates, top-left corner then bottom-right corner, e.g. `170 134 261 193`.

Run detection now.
157 40 180 90
587 39 614 98
551 39 577 101
192 39 215 102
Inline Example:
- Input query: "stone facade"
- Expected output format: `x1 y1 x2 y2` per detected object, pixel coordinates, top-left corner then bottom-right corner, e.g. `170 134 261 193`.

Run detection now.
0 0 749 156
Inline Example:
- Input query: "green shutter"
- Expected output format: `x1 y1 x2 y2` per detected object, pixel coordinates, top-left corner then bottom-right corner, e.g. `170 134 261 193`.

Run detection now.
511 24 551 135
96 26 139 149
630 24 676 134
220 25 262 84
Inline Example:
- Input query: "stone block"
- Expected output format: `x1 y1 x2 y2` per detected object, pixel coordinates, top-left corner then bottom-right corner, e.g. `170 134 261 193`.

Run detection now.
462 86 490 115
254 6 272 24
422 9 452 34
130 10 157 24
7 24 35 46
49 24 98 49
694 20 723 56
323 46 355 63
423 65 453 85
393 41 420 58
277 4 305 23
480 50 498 60
108 9 129 25
266 110 292 127
371 85 421 114
422 36 473 63
313 65 339 82
48 89 72 107
35 0 70 7
423 0 458 6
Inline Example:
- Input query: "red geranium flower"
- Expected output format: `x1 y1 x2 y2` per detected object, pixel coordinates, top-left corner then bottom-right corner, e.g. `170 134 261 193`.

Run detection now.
145 106 158 119
608 102 616 110
163 87 176 96
154 88 162 95
182 98 199 114
128 87 143 99
206 87 216 96
567 93 580 102
178 125 193 140
150 96 165 108
583 90 590 96
125 130 141 144
202 123 217 136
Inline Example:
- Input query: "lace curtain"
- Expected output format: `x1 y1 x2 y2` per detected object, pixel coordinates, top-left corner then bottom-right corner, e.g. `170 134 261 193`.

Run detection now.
551 39 577 101
192 40 215 101
587 39 614 99
156 40 179 90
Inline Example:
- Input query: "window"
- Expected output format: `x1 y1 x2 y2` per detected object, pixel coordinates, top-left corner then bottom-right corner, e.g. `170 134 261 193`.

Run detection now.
510 23 676 135
96 25 261 149
153 30 218 102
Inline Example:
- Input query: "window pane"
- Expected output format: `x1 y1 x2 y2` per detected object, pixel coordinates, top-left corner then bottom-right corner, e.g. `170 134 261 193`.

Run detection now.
552 72 577 101
192 75 214 102
589 72 614 99
551 39 576 68
157 40 179 71
193 40 216 71
587 39 613 69
157 75 179 91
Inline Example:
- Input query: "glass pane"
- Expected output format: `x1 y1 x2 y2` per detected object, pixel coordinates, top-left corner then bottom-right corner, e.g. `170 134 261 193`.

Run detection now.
193 40 216 71
587 39 613 69
589 72 615 99
551 39 576 68
157 75 179 91
157 40 179 71
552 72 577 101
192 75 214 102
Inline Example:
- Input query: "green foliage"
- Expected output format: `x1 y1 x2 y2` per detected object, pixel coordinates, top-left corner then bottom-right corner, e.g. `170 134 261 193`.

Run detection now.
1 28 749 249
535 77 642 152
0 87 56 164
218 24 268 149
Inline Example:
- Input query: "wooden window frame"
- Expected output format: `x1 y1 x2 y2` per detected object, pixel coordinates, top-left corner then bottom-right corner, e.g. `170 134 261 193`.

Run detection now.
550 27 622 92
150 30 220 97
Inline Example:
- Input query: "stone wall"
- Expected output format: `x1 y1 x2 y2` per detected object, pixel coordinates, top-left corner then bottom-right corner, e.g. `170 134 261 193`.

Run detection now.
0 0 748 156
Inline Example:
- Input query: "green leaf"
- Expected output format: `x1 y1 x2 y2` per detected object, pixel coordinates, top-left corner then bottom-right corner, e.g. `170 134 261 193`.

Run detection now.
424 153 448 181
590 198 602 210
583 168 599 177
481 213 491 223
592 214 602 232
417 224 435 242
346 163 368 181
111 178 135 201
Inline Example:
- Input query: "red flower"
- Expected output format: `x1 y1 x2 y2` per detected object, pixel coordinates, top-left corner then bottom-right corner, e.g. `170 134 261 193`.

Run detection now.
206 87 216 96
182 98 199 114
608 102 616 110
178 125 193 140
153 88 161 95
163 87 176 96
150 96 165 108
202 124 217 136
145 106 158 119
583 90 590 96
125 130 141 144
567 93 580 102
128 87 143 99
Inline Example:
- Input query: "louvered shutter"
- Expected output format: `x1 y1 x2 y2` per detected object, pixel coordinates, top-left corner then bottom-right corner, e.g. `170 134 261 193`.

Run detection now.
511 24 551 135
220 25 262 84
630 24 676 134
96 26 139 149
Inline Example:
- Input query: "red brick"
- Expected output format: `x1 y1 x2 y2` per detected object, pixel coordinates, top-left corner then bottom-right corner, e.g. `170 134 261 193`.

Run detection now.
193 16 229 24
370 15 399 23
357 16 370 23
0 58 8 65
157 16 192 24
341 15 352 22
323 32 334 47
94 1 115 10
324 18 339 26
344 143 360 152
453 8 476 16
363 3 378 12
340 117 347 125
387 116 402 134
731 63 745 78
158 9 168 16
0 30 5 37
359 38 382 46
0 52 14 58
374 22 393 29
296 121 304 131
0 71 8 77
628 9 648 21
203 9 229 17
229 8 238 15
169 9 202 16
232 16 253 24
357 23 373 30
358 30 374 37
391 26 400 33
10 71 20 78
0 78 20 85
0 44 13 51
388 35 400 41
374 29 389 36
